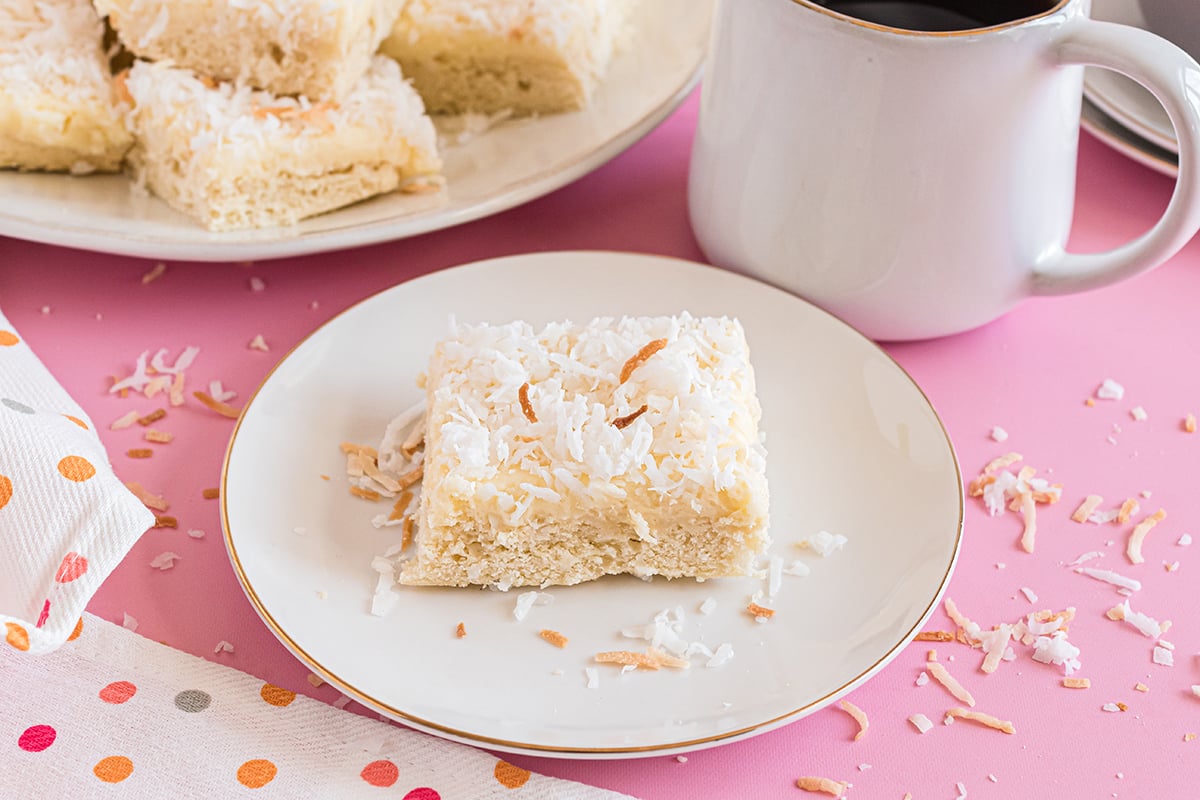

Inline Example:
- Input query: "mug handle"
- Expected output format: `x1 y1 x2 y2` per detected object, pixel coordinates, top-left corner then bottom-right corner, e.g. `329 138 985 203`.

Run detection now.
1032 19 1200 295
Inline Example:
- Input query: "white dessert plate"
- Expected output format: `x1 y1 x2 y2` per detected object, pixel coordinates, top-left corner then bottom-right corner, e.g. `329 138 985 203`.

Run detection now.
0 2 709 262
220 251 964 759
1084 0 1177 154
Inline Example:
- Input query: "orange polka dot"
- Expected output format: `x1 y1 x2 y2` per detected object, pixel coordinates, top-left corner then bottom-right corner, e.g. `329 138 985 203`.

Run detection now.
0 474 11 510
94 756 133 783
55 552 88 583
259 683 296 707
68 617 84 641
5 622 29 651
360 760 399 787
99 680 137 704
237 759 277 788
63 414 89 430
0 330 18 347
57 455 96 482
494 760 531 789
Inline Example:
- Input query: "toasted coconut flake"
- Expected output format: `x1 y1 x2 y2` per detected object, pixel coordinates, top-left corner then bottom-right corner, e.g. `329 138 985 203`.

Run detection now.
838 700 869 741
141 263 166 284
153 515 177 529
306 673 325 688
1186 733 1198 742
648 647 691 669
137 408 166 426
1072 495 1103 523
395 463 424 491
946 707 1015 734
518 382 538 423
967 474 995 497
110 410 142 430
1127 508 1167 565
168 373 185 407
747 602 775 621
1063 677 1091 689
1017 492 1037 553
388 490 414 522
144 429 174 444
539 629 569 648
980 625 1013 674
1185 414 1197 433
192 390 240 418
349 486 382 502
126 448 153 459
248 334 269 352
983 452 1023 474
795 776 848 797
1117 498 1140 524
399 424 425 459
915 631 954 642
619 338 669 384
400 516 415 551
1134 682 1149 692
595 650 660 670
928 661 976 707
943 598 982 645
612 404 649 430
455 622 466 639
125 481 170 511
202 487 220 499
927 649 939 662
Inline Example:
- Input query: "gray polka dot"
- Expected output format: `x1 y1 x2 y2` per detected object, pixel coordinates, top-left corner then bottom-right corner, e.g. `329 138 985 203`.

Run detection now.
2 398 34 414
174 689 212 713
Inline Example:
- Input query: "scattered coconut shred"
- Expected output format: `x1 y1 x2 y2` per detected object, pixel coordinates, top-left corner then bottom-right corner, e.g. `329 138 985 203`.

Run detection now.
967 452 1061 553
795 776 850 797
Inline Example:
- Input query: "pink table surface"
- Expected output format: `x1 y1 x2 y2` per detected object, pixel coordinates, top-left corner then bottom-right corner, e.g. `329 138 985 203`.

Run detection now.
4 92 1200 799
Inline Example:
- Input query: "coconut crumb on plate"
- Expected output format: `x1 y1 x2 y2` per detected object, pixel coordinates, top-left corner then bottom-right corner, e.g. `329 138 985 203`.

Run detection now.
213 640 234 654
306 673 325 688
455 622 466 639
584 668 599 689
149 552 180 570
248 334 270 352
800 530 848 557
539 629 568 649
122 613 138 632
513 591 553 621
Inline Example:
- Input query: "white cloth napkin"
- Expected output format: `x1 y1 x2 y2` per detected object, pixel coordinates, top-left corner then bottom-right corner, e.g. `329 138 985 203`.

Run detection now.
0 310 155 654
0 612 637 799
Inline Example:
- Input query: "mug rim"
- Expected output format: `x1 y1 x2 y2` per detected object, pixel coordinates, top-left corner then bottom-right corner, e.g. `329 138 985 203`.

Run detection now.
789 0 1071 37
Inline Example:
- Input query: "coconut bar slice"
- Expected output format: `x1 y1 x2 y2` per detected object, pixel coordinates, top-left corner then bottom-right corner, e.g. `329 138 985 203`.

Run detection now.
398 313 771 589
94 0 405 102
122 56 441 232
0 0 132 173
380 0 637 116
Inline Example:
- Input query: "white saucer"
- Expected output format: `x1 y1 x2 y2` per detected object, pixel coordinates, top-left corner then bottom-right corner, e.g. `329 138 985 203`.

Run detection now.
220 251 964 759
0 2 709 262
1084 0 1177 154
1081 97 1177 177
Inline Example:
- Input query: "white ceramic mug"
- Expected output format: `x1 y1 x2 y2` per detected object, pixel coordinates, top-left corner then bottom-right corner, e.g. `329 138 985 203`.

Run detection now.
688 0 1200 341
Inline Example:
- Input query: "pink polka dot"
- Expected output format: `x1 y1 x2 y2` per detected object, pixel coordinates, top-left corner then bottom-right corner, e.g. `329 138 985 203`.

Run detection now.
361 760 399 787
402 789 440 800
18 725 55 752
99 681 137 704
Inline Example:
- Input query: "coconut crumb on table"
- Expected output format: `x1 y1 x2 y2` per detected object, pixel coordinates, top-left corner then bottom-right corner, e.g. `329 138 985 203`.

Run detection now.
149 552 180 570
915 630 954 642
927 661 976 707
794 776 849 797
1063 677 1091 689
1127 509 1167 564
909 713 934 734
126 448 153 459
192 390 241 418
1152 646 1175 666
837 699 869 741
1130 406 1148 421
1117 498 1140 524
989 426 1009 442
144 429 174 443
1096 378 1125 400
110 410 142 430
153 515 178 528
1072 495 1104 523
945 707 1016 734
1134 682 1149 692
1184 413 1197 433
137 408 167 426
141 263 167 284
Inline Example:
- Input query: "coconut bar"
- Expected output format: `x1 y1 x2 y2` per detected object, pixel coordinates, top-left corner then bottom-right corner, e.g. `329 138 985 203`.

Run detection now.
122 56 441 232
380 0 637 115
398 313 770 589
94 0 405 102
0 0 132 173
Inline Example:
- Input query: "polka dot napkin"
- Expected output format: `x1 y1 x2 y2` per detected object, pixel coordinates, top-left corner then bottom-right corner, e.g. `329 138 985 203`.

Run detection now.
1 613 637 799
0 311 155 654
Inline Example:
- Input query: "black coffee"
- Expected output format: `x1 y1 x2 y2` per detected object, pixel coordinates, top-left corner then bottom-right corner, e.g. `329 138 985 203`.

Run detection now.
817 0 1056 31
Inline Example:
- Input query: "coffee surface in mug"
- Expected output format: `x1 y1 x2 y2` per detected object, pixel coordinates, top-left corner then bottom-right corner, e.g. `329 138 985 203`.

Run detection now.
816 0 1056 31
